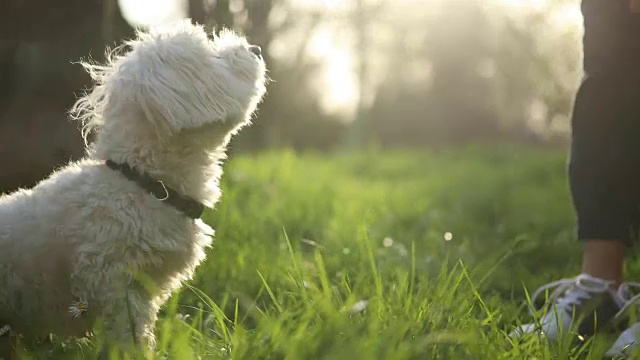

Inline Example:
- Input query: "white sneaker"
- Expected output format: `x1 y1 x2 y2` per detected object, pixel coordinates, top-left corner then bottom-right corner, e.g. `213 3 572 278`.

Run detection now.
605 322 640 358
511 274 627 340
604 283 640 358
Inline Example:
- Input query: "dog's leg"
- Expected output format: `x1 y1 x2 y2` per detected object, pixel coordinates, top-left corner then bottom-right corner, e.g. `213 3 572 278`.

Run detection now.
98 289 158 358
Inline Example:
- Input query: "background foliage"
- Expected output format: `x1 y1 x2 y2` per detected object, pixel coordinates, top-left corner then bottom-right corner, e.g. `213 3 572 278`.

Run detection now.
0 0 582 191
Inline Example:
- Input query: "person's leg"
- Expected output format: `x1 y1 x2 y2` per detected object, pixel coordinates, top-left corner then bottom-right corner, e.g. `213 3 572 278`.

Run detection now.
569 73 639 290
582 240 625 288
511 79 639 339
512 0 640 340
569 73 640 290
605 0 640 357
571 0 640 289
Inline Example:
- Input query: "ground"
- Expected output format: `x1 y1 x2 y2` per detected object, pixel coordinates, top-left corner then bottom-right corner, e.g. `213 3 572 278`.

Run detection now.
19 144 640 359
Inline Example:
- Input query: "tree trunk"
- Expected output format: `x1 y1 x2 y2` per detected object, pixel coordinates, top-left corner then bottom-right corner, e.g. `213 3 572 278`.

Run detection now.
0 0 133 193
188 0 207 25
346 0 370 148
212 0 234 30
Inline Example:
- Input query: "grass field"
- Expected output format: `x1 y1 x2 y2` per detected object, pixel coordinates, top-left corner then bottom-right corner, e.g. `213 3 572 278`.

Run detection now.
23 144 640 359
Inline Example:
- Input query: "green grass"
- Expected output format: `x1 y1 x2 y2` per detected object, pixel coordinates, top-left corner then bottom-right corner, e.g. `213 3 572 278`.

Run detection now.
21 144 640 359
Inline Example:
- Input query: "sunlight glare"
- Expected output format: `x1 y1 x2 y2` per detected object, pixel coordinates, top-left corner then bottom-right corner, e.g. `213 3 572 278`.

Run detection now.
321 53 358 116
118 0 188 27
553 3 583 28
309 28 359 116
290 0 349 12
491 0 582 28
492 0 548 10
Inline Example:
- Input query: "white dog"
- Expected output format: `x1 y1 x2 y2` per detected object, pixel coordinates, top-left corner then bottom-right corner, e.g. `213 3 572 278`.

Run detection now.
0 20 266 354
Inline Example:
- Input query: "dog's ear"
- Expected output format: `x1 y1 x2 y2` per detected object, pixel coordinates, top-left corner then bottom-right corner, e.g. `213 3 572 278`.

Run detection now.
106 21 247 135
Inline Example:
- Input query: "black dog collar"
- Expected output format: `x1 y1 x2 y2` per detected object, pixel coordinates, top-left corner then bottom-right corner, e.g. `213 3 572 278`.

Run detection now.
105 160 205 219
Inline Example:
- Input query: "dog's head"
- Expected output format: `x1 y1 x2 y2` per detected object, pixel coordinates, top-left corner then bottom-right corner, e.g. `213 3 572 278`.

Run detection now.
72 20 267 144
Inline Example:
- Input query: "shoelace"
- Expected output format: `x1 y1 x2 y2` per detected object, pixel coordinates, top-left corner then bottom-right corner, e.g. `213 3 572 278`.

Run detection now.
529 273 615 315
615 281 640 318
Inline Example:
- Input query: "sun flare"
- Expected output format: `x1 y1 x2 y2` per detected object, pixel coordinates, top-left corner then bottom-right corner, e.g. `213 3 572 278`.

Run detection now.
118 0 187 27
308 27 359 116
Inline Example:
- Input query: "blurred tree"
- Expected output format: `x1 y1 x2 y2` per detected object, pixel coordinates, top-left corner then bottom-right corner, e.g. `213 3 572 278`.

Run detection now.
212 0 235 29
0 0 585 194
189 0 207 25
366 0 581 147
346 0 372 148
0 0 133 192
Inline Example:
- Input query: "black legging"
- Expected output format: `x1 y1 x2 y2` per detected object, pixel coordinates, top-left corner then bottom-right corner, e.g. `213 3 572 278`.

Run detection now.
569 0 640 242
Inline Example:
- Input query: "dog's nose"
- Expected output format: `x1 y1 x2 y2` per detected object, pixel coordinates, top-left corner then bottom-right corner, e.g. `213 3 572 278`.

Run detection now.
249 45 262 57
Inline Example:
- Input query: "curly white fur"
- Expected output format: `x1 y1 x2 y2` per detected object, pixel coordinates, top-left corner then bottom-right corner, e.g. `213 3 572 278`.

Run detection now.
0 20 266 352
